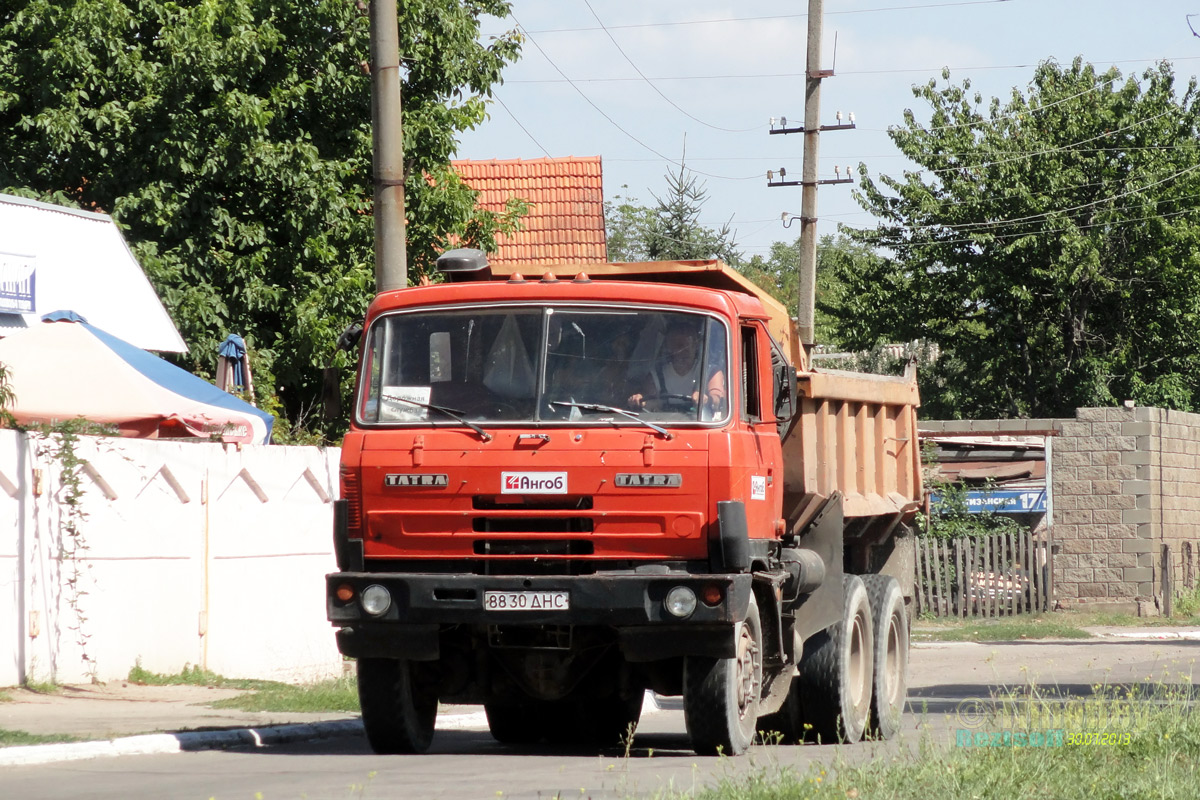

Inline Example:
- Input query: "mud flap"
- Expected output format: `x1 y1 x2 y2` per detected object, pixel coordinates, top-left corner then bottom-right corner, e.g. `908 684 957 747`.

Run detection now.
788 492 845 653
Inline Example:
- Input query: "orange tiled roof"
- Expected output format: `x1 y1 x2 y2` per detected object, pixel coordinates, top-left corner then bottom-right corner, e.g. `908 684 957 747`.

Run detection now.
452 156 607 265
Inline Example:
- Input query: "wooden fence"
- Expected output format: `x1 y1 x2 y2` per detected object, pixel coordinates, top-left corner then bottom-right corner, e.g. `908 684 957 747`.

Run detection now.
914 531 1052 617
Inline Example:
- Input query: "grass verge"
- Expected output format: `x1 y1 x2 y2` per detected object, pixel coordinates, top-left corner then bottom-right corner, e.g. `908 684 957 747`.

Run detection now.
914 615 1091 641
684 684 1200 800
127 663 279 692
128 663 358 713
0 729 83 748
208 675 360 713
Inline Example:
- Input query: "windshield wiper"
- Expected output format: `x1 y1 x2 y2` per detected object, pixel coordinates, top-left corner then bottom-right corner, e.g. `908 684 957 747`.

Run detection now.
550 401 673 440
381 393 493 442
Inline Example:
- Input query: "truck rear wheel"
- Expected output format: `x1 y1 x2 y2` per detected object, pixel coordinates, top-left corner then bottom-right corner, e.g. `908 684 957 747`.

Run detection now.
683 595 762 755
862 574 908 739
357 657 438 754
797 575 874 744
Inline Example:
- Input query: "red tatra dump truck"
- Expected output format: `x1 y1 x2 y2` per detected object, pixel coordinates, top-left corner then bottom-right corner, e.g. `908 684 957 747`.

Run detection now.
327 252 922 755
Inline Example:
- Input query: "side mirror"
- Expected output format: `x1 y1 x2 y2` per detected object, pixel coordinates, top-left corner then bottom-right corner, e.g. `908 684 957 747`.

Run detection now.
323 321 364 421
335 322 363 352
771 346 797 437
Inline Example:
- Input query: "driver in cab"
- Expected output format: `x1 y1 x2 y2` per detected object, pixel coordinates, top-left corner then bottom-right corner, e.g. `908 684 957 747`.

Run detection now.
627 320 726 418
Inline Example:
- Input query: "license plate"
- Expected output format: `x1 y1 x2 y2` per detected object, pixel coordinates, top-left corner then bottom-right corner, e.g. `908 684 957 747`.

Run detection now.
483 591 569 612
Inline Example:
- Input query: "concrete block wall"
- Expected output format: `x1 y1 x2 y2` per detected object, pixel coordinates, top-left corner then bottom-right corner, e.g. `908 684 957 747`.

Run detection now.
0 429 343 686
1052 406 1200 609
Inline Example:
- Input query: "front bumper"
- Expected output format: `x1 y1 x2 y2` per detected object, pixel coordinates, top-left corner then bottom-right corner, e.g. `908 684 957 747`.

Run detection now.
327 571 753 661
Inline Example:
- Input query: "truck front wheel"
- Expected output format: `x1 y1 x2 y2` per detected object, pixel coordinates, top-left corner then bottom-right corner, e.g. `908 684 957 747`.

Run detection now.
357 657 438 754
683 595 762 755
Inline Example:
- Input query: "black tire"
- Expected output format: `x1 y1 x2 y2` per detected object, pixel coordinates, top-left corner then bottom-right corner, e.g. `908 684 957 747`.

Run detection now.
683 595 763 755
796 575 874 744
861 574 909 739
357 658 438 754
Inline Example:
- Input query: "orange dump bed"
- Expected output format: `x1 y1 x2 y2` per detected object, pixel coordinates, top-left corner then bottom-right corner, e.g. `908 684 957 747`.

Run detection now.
785 364 922 528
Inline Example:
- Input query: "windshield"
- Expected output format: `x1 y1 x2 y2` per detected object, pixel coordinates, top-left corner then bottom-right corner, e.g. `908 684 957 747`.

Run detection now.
358 307 730 426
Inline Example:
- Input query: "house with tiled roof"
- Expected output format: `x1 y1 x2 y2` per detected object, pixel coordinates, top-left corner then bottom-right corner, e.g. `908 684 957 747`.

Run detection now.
452 156 607 266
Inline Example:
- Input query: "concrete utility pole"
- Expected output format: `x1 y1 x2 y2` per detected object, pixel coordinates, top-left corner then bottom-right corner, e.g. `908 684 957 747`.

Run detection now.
767 0 855 351
796 0 824 348
370 0 408 293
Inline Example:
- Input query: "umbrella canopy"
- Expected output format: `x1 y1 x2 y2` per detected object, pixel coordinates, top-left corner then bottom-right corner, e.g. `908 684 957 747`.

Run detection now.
0 320 272 443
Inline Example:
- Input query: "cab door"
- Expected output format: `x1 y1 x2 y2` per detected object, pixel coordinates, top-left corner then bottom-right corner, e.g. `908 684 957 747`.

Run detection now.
737 320 784 539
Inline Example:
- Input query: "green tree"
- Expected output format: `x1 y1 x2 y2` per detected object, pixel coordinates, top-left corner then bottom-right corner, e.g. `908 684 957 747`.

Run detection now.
603 187 656 262
841 58 1200 418
0 0 522 427
604 163 741 264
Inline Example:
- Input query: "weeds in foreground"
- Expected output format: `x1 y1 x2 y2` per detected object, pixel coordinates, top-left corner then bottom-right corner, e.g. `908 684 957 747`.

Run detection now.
655 682 1200 800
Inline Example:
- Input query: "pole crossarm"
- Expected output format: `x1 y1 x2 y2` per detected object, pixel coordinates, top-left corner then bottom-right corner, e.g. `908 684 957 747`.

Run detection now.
769 122 856 135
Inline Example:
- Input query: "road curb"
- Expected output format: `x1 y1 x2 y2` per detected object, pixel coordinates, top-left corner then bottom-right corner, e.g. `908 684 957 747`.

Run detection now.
1088 629 1200 641
0 698 655 768
0 719 366 768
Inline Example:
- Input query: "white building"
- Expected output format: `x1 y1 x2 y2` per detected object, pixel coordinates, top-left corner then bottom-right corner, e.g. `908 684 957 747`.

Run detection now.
0 194 186 352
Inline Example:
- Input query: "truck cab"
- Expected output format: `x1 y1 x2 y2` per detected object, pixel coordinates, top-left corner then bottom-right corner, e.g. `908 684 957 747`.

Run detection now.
328 253 921 755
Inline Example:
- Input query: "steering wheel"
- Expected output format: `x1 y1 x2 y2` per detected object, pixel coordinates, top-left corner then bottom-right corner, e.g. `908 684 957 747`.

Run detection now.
656 393 698 412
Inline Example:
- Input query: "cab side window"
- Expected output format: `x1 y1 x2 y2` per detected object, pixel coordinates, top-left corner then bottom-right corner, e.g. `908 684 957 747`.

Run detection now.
740 325 761 422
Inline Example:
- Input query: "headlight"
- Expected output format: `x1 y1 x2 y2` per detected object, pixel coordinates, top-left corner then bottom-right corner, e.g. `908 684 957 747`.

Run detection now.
361 584 392 616
664 585 697 618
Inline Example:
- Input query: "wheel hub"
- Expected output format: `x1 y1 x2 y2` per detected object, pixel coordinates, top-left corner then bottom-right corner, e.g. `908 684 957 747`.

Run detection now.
735 622 761 718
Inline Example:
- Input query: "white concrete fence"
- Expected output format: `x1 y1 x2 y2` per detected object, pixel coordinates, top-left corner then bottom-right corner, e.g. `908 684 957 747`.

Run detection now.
0 429 344 686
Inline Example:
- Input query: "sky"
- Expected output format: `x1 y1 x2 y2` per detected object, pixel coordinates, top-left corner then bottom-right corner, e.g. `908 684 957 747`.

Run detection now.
454 0 1200 261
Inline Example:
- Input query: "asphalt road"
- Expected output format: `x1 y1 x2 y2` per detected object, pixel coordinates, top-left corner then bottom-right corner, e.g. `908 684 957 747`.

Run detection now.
4 637 1199 800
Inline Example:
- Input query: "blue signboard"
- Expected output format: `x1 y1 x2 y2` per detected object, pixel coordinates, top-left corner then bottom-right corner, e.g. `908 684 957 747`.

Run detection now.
929 489 1047 514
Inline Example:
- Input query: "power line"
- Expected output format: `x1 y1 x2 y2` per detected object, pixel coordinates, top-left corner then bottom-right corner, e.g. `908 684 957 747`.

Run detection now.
580 0 759 134
494 95 551 157
901 77 1117 133
509 12 760 182
931 162 1200 232
504 56 1200 85
511 0 1013 34
852 177 1200 241
913 106 1179 177
611 146 1200 165
842 203 1200 250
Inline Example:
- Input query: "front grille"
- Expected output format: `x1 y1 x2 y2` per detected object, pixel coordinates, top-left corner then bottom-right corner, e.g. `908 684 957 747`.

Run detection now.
472 517 593 533
473 495 594 511
473 539 594 557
